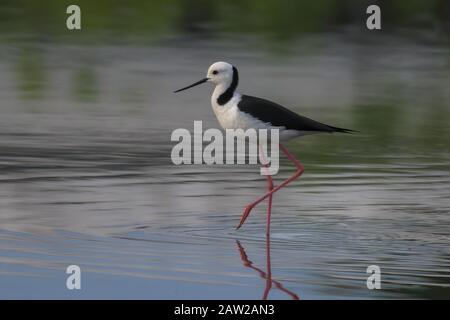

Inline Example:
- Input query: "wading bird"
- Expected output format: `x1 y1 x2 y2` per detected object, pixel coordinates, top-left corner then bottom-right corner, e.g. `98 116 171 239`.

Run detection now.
174 61 354 234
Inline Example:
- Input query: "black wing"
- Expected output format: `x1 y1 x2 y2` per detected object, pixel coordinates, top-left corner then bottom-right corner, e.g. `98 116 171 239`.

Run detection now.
237 95 354 133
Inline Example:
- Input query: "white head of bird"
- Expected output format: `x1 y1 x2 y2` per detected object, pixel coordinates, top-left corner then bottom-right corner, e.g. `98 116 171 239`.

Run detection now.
207 61 234 85
174 61 237 94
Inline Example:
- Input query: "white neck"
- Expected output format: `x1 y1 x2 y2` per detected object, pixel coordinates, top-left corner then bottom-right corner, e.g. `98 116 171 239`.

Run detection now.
211 82 229 103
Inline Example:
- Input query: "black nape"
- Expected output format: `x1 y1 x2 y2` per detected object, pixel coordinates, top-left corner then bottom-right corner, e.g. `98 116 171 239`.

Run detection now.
217 66 239 105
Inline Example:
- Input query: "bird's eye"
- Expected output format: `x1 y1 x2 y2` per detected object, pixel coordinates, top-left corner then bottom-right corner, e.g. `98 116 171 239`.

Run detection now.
212 70 218 75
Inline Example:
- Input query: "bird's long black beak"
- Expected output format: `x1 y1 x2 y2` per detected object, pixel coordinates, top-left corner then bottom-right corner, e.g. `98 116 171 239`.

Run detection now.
174 78 209 93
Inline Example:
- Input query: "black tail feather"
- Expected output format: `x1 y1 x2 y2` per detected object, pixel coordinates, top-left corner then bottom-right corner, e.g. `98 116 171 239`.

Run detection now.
329 126 358 134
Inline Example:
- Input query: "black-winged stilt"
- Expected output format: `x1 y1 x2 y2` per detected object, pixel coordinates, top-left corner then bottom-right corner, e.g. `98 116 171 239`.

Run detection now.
174 61 355 234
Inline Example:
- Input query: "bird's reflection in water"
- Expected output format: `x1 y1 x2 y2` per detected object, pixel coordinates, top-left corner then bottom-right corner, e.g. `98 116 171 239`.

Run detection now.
236 235 300 300
235 149 298 299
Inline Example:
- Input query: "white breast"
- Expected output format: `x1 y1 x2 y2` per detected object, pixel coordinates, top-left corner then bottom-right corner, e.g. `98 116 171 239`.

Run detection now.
211 93 269 130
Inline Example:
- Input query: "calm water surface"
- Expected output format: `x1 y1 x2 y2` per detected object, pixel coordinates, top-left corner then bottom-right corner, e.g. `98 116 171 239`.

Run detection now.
0 36 449 299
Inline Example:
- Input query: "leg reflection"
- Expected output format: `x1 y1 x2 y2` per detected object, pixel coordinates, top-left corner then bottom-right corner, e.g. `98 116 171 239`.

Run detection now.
236 235 300 300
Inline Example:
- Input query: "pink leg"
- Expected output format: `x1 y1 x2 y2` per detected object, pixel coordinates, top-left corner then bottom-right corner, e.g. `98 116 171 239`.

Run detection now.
236 144 274 233
260 146 274 236
237 143 304 230
265 174 273 236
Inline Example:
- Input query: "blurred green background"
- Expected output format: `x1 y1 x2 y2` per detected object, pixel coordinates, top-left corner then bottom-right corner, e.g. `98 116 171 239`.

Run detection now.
1 0 449 43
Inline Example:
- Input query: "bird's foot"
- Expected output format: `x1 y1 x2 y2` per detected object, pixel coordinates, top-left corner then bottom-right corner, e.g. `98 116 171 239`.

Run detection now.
236 205 253 230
